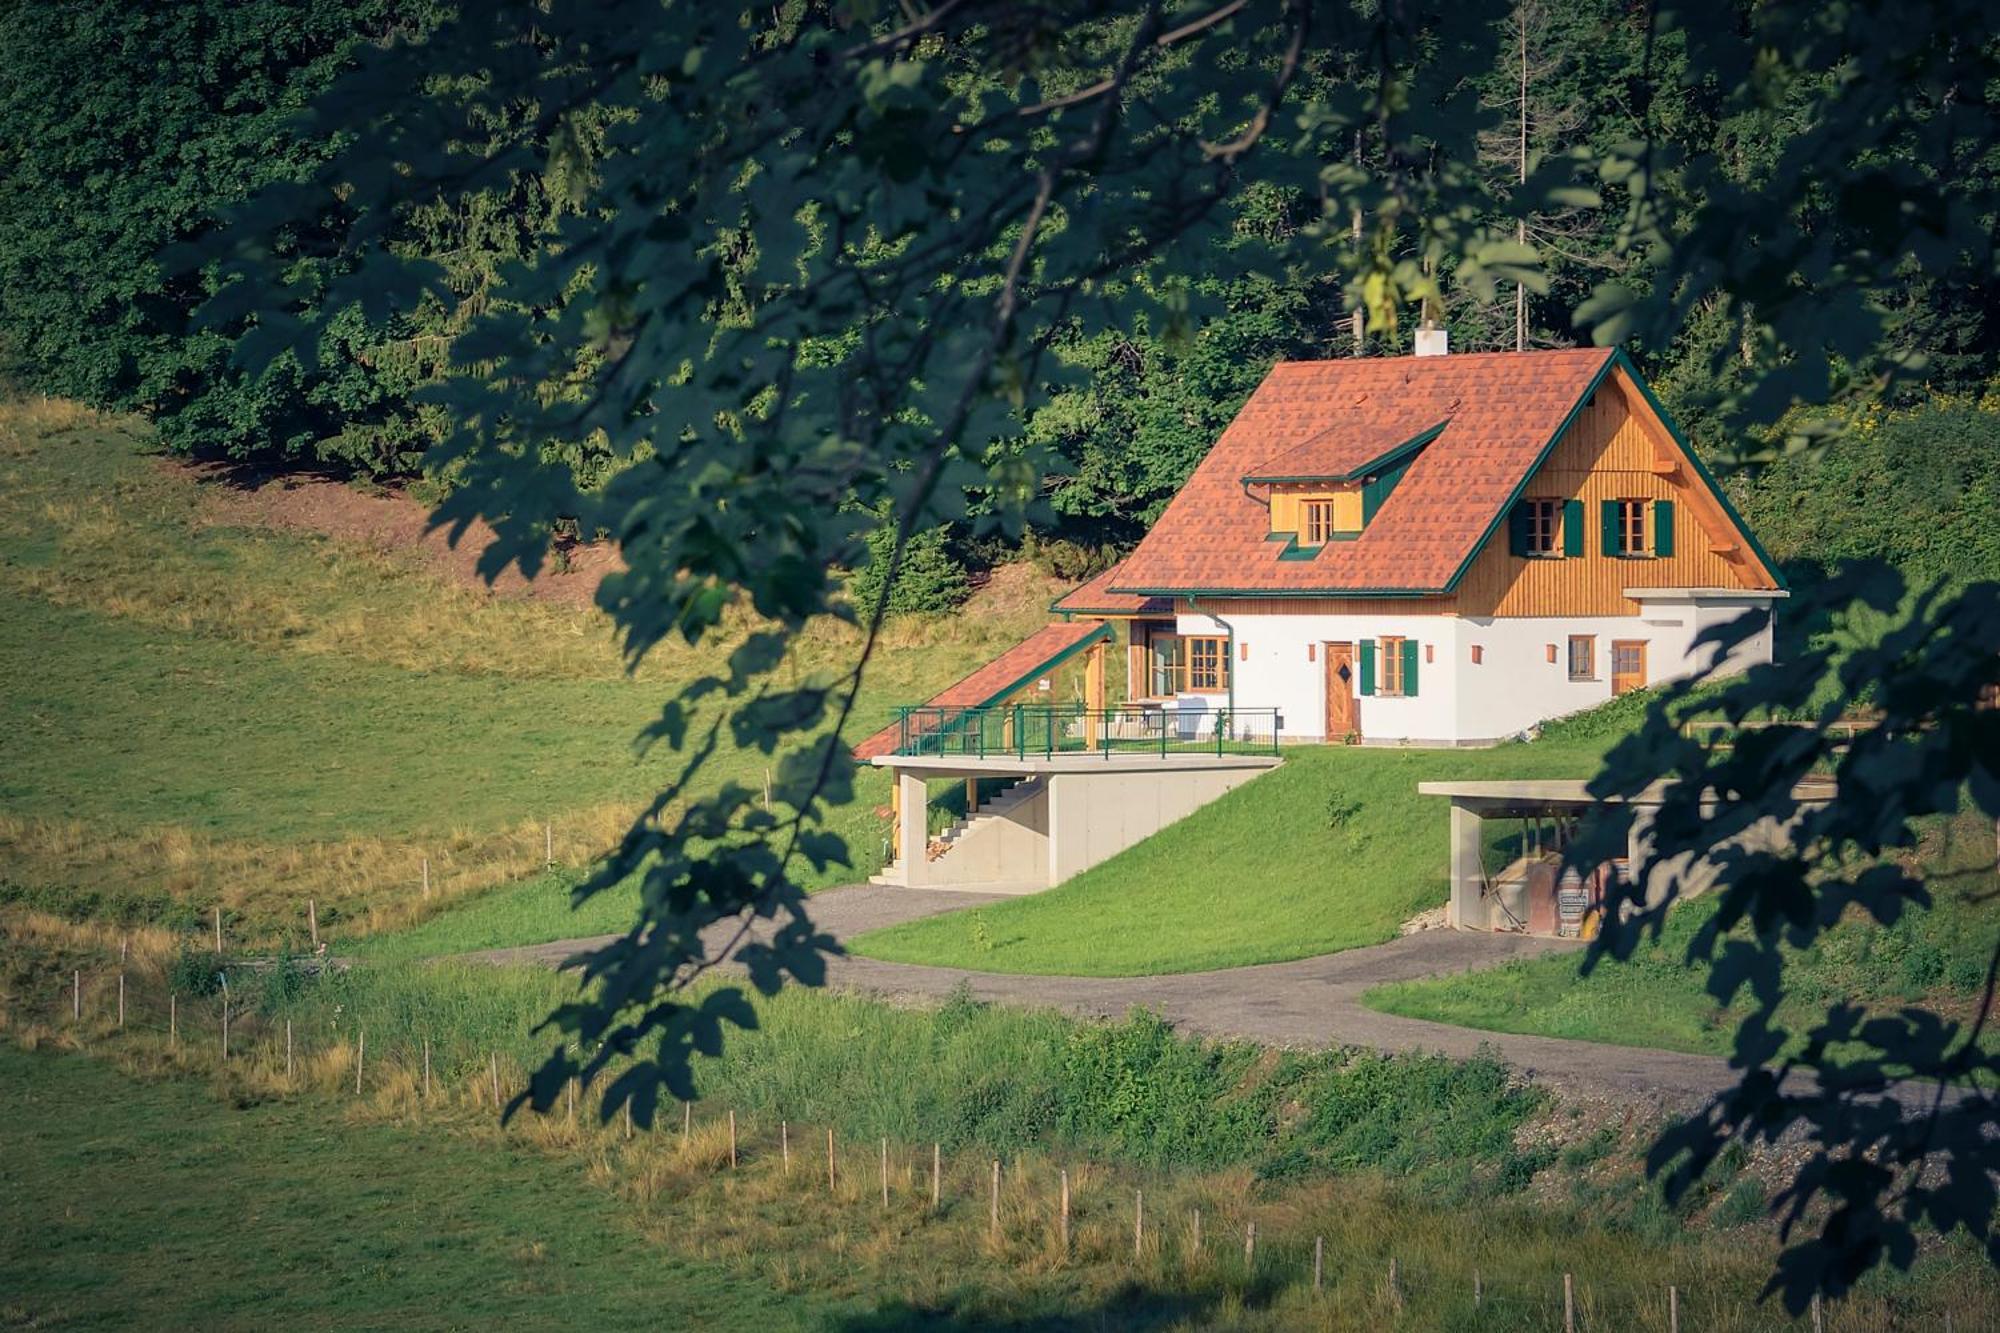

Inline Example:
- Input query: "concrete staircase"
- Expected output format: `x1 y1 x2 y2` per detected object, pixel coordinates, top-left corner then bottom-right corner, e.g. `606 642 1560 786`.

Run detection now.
933 778 1044 852
870 777 1050 894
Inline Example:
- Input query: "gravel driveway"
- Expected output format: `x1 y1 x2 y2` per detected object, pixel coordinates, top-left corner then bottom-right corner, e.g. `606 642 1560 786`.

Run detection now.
462 883 1737 1107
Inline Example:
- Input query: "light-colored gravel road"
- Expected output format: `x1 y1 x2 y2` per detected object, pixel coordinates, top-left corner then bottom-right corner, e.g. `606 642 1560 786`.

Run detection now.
463 883 1738 1107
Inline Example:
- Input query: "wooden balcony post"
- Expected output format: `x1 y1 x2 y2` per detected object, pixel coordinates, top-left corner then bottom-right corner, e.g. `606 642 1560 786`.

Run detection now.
1084 643 1106 748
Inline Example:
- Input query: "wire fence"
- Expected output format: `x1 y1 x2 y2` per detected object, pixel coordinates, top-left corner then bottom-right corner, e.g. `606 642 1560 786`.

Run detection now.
32 961 2000 1333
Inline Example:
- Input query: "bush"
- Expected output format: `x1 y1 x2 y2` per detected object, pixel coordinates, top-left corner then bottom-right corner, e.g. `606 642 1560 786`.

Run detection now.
167 947 225 998
848 519 969 616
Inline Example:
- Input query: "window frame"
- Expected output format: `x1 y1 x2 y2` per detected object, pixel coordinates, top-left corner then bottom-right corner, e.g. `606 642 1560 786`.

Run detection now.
1146 632 1183 699
1378 635 1407 697
1523 497 1561 556
1301 499 1338 546
1566 635 1596 681
1615 497 1649 556
1185 635 1230 694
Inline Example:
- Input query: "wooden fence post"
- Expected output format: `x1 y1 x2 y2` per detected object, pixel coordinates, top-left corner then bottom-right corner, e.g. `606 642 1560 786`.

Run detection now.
490 1052 500 1108
421 857 430 900
355 1030 364 1094
729 1111 738 1169
1314 1235 1324 1292
827 1127 837 1192
1059 1169 1070 1255
931 1143 940 1209
1388 1257 1400 1311
71 969 79 1022
1668 1284 1678 1333
1811 1291 1823 1333
1245 1220 1256 1269
566 1077 575 1124
213 905 222 954
422 1039 432 1099
170 993 177 1046
220 988 229 1062
989 1160 1000 1240
1134 1189 1144 1259
879 1137 889 1207
683 1100 691 1147
285 1019 293 1077
118 973 125 1028
623 1100 632 1140
1475 1269 1484 1309
782 1120 790 1174
1564 1272 1576 1333
545 821 553 867
308 898 318 949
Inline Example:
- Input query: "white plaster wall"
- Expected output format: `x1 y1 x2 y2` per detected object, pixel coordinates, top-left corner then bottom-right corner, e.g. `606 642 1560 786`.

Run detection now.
1177 598 1778 745
1178 610 1465 743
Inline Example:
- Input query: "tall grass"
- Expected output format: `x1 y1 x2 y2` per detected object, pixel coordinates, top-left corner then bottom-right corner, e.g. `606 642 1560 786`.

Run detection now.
9 923 1996 1330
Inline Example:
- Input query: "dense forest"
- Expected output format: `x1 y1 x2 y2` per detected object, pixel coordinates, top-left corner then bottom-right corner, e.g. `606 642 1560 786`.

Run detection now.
2 0 1995 600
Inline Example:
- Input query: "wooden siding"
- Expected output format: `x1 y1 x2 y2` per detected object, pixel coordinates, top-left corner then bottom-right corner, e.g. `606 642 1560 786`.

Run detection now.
1193 366 1776 620
1269 484 1362 539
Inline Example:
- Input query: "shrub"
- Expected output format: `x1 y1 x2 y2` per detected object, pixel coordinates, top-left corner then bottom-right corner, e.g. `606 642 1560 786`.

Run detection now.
848 519 969 616
167 947 226 998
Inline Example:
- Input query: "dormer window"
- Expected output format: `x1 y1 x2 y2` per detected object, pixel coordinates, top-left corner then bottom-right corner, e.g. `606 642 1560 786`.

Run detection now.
1302 500 1338 546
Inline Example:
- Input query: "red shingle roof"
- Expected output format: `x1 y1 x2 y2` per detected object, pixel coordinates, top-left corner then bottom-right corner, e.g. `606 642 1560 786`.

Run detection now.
1051 561 1172 617
851 619 1112 759
1112 348 1617 595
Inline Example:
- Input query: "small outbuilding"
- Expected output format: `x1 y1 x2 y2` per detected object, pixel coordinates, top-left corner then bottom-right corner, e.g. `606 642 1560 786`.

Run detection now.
1418 778 1831 937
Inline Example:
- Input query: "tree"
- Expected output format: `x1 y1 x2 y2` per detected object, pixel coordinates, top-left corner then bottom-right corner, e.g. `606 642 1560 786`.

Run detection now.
199 0 1998 1309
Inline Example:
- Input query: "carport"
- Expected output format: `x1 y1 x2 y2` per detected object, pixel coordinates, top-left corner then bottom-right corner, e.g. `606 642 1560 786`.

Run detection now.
1417 779 1831 937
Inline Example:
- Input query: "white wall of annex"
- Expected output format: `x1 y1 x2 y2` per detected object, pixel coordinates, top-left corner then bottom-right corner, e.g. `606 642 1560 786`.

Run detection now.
1176 609 1467 743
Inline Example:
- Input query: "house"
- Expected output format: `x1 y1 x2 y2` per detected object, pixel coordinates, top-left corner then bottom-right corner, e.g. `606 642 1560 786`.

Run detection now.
855 340 1783 762
1043 342 1785 746
849 340 1784 889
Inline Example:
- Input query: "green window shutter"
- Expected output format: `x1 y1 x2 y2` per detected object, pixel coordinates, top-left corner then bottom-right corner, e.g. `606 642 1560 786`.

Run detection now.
1401 638 1420 697
1359 639 1376 696
1506 501 1530 556
1653 499 1675 557
1600 500 1620 556
1562 499 1584 557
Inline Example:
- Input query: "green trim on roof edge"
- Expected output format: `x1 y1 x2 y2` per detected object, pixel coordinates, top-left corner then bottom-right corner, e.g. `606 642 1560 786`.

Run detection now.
1441 350 1619 594
1241 420 1449 485
1611 350 1788 591
973 621 1115 708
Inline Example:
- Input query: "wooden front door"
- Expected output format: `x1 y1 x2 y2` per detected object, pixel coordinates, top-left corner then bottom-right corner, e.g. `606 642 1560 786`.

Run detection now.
1324 642 1358 740
1611 640 1647 696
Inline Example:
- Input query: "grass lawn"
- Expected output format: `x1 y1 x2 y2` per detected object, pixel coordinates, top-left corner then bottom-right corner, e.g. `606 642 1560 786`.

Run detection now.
0 399 1059 946
851 740 1611 976
1364 812 2000 1058
0 1044 837 1330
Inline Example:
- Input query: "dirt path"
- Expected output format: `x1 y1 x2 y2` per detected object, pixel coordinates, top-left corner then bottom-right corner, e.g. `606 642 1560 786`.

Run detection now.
464 884 1740 1108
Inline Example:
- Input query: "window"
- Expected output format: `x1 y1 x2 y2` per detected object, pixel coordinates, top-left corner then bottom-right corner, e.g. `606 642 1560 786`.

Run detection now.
1615 498 1648 556
1302 500 1338 546
1567 635 1595 681
1523 498 1560 555
1186 636 1229 693
1378 635 1407 696
1148 634 1182 697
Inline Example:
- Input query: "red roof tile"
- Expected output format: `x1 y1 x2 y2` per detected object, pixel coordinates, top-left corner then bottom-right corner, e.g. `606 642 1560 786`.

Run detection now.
851 619 1112 759
1051 561 1173 617
1112 348 1617 595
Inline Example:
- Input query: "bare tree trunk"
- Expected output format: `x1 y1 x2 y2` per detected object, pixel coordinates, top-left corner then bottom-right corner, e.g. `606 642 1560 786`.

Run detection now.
1351 128 1365 357
1515 12 1528 352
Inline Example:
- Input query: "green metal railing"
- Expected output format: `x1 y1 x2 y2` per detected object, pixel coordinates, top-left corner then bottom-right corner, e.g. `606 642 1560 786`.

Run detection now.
890 703 1281 759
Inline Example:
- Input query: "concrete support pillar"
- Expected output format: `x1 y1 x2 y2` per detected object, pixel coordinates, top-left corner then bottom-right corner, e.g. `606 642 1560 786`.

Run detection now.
1045 774 1085 885
1448 802 1482 930
898 769 930 886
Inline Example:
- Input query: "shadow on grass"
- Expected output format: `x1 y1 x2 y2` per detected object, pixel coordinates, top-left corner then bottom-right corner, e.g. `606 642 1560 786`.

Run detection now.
835 1272 1291 1330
